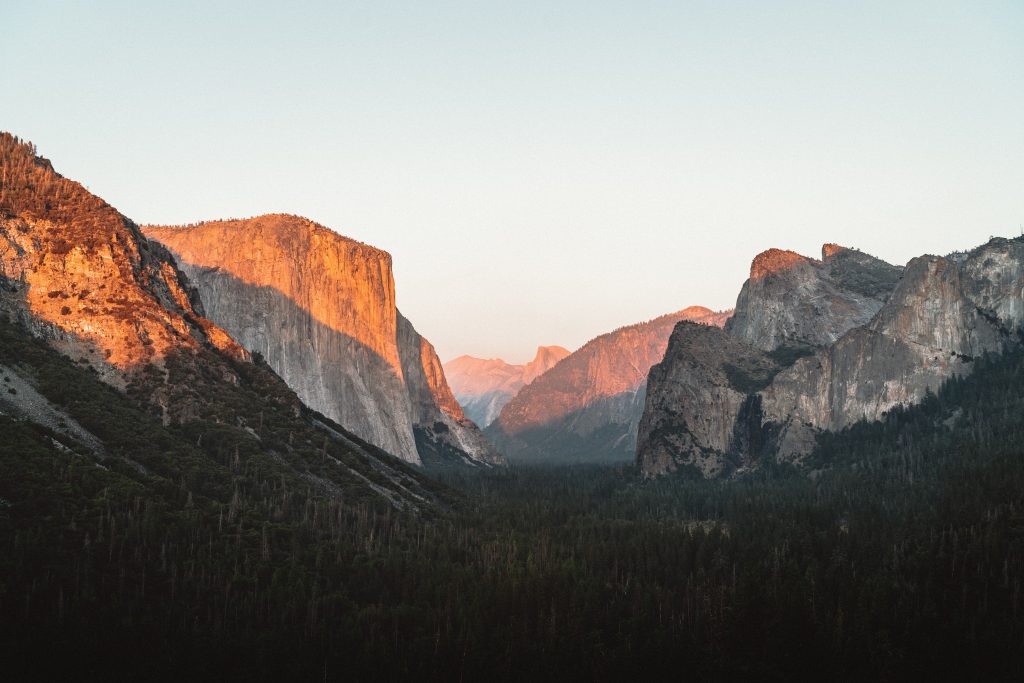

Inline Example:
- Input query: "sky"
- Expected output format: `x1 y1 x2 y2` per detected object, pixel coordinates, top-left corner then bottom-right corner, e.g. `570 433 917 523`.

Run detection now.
2 1 1022 363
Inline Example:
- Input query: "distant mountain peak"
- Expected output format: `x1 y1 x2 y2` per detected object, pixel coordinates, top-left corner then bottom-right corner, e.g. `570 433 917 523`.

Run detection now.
534 344 570 357
443 344 570 427
821 243 850 260
678 305 715 316
525 345 570 380
750 248 814 279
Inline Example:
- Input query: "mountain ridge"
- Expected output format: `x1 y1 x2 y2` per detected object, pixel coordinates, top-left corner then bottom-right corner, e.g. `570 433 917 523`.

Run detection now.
487 306 732 463
638 238 1024 477
443 344 571 427
0 130 451 510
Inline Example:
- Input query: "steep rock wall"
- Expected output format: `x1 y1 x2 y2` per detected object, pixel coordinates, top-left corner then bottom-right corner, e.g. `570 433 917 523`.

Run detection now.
638 239 1024 477
144 216 499 466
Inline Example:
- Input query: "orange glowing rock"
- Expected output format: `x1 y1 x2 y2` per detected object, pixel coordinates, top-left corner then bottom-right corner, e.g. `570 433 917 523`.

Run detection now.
0 133 247 385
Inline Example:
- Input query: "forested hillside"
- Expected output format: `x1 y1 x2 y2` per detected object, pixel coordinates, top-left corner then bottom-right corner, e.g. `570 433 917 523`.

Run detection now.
5 316 1024 679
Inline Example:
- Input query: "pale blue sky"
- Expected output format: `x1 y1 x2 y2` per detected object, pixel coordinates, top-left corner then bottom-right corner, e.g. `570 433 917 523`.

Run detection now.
3 1 1022 363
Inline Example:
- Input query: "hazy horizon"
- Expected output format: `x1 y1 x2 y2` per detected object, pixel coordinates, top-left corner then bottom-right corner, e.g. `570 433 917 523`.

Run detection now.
3 1 1022 364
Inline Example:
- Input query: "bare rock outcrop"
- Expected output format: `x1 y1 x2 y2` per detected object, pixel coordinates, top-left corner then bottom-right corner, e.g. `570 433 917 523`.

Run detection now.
397 312 503 466
638 239 1024 477
637 323 779 477
760 251 1013 460
725 244 903 351
144 215 499 467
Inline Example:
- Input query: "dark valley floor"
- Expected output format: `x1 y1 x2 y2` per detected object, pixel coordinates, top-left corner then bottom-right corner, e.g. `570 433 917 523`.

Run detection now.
5 333 1024 680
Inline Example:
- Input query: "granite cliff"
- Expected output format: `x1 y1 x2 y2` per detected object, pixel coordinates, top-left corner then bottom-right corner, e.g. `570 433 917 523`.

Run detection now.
638 240 1024 477
144 216 501 467
487 307 731 463
725 244 903 351
443 345 570 427
0 131 447 509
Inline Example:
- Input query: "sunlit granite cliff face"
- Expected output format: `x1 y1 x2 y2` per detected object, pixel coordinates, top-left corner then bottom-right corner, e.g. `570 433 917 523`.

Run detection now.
637 241 1024 477
0 131 458 512
0 133 246 399
487 307 731 463
443 345 571 427
144 216 501 466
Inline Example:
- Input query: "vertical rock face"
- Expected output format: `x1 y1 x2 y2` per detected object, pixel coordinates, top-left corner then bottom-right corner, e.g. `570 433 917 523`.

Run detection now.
144 216 500 466
0 133 246 395
637 239 1024 477
144 216 416 460
0 131 459 511
487 307 732 463
725 244 903 351
398 313 504 466
443 345 571 427
637 322 779 478
759 252 1012 460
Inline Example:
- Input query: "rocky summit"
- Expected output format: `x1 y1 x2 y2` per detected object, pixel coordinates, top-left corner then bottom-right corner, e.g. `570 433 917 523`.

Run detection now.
637 240 1024 477
487 307 731 463
144 216 501 467
443 345 570 427
725 244 903 351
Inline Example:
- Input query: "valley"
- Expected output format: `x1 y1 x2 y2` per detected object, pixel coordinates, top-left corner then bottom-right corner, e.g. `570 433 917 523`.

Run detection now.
6 338 1024 679
3 130 1024 680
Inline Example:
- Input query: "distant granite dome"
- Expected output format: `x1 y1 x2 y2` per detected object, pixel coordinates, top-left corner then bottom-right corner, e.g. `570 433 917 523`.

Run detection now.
144 215 502 467
486 306 731 463
444 345 571 427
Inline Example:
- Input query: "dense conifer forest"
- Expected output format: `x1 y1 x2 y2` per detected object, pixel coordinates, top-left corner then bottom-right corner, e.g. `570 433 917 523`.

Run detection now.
4 315 1024 680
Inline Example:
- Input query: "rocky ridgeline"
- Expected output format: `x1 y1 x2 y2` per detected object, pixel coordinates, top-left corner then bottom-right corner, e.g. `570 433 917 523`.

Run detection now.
487 307 732 463
637 241 1024 477
144 216 501 467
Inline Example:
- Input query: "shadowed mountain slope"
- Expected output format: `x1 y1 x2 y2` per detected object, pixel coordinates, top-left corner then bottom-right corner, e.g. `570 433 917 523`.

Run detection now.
487 306 731 463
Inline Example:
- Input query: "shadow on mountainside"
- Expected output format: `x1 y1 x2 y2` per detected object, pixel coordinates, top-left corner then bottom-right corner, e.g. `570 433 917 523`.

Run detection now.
162 264 422 462
485 387 647 464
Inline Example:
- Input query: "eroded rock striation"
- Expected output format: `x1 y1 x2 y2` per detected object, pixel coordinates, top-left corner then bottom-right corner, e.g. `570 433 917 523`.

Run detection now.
637 240 1024 477
487 306 731 463
144 215 500 467
443 345 571 427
